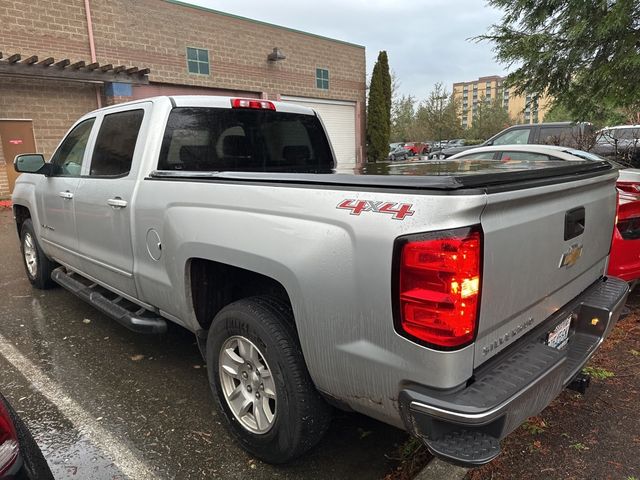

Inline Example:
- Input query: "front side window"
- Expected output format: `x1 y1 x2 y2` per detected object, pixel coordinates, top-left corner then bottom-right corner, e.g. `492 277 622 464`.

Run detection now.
187 47 210 75
157 107 334 173
90 110 144 177
316 68 329 90
492 128 531 146
50 119 95 176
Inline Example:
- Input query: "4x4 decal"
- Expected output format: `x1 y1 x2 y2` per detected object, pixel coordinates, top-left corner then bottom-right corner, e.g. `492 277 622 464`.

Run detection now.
336 199 415 220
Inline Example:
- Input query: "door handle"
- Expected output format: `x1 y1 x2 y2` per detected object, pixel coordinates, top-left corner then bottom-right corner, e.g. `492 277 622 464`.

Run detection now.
107 197 128 209
59 191 74 200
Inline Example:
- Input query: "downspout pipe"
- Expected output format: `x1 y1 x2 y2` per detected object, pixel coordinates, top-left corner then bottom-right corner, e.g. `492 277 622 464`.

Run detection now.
83 0 102 108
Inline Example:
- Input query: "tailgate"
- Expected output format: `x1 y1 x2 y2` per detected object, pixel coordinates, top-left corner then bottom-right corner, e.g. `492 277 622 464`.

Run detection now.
475 170 618 367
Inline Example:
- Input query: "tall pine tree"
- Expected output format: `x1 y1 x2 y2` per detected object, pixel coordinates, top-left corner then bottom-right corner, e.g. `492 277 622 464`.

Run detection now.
367 51 392 162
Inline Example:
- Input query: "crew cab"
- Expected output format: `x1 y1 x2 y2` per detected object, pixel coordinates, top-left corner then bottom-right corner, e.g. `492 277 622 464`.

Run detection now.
11 96 628 466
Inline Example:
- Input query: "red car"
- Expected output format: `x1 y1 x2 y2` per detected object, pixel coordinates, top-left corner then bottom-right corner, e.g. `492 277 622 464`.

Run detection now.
402 142 429 155
608 178 640 284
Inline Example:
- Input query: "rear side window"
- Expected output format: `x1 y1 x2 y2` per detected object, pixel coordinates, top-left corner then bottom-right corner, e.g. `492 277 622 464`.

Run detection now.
455 151 497 160
538 127 571 145
500 151 551 161
157 107 334 173
90 110 144 177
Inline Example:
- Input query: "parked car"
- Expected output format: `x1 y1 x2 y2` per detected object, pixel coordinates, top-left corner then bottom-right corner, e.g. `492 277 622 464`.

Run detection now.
446 139 465 148
592 125 640 164
402 142 429 156
429 122 592 159
450 144 640 284
12 96 628 467
388 145 409 161
389 142 405 150
0 393 53 479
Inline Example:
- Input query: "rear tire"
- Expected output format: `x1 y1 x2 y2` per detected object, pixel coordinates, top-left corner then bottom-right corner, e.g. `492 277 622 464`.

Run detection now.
206 295 332 463
20 219 56 289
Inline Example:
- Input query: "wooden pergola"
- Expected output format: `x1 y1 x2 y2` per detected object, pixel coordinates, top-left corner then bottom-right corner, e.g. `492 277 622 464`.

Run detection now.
0 52 150 84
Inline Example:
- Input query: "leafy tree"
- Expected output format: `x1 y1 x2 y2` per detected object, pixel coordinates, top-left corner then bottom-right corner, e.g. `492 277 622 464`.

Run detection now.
415 83 462 141
543 102 574 123
467 95 513 140
391 94 417 142
367 51 392 161
479 0 640 122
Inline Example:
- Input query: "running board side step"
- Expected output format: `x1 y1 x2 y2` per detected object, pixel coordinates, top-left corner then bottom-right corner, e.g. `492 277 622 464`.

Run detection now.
52 267 168 334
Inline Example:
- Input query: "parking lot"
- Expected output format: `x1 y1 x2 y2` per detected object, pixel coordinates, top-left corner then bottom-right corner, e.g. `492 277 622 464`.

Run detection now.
0 207 408 479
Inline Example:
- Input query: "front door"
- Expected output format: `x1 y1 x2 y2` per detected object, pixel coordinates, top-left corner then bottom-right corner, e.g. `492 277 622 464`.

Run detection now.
74 106 147 298
0 120 37 194
38 118 96 268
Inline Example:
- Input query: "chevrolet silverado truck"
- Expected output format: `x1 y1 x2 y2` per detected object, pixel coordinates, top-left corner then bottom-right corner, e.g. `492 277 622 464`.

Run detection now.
11 96 628 466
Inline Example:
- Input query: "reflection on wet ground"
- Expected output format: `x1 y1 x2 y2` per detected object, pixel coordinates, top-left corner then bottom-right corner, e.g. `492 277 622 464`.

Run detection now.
0 209 406 479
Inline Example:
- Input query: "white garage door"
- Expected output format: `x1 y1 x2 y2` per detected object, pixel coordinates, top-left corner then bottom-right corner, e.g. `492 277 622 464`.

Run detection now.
281 96 356 166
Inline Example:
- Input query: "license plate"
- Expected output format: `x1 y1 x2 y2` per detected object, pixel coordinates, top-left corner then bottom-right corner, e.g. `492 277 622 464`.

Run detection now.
547 315 572 349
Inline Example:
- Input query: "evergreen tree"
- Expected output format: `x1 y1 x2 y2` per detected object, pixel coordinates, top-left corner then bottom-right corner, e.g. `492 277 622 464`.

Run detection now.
479 0 640 121
367 51 392 162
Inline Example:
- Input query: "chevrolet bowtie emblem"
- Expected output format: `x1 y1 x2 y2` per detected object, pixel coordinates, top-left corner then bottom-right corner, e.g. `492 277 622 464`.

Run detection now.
559 243 583 268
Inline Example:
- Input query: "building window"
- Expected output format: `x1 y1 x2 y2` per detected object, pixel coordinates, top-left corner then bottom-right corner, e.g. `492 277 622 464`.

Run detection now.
187 47 210 75
316 68 329 89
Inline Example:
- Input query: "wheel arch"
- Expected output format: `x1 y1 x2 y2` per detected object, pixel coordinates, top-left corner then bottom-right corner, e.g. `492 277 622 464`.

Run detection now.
187 257 297 334
13 203 31 236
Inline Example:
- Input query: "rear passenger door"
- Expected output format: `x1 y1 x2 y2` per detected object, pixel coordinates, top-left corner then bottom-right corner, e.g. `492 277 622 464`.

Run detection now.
73 105 149 298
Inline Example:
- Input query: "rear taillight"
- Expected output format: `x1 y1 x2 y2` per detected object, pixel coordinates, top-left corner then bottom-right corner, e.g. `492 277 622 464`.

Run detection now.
617 216 640 240
616 182 640 194
394 226 482 349
0 400 19 476
231 98 276 110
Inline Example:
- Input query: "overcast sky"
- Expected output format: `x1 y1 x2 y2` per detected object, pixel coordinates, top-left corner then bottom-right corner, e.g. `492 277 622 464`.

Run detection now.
186 0 508 102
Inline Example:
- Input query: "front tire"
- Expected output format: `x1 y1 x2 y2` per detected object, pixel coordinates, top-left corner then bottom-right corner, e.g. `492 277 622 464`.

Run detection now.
207 296 332 463
20 219 56 289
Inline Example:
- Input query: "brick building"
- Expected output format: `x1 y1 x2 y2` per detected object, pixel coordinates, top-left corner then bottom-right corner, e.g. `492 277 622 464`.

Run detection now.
0 0 367 198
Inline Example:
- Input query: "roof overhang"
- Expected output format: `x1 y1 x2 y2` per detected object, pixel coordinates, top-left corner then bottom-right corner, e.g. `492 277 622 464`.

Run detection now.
0 52 150 85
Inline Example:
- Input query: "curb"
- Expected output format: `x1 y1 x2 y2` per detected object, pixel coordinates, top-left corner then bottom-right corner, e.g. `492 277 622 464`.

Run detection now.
414 458 469 480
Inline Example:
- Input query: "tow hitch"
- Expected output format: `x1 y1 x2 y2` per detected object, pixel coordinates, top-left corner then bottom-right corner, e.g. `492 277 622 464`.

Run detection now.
567 373 591 394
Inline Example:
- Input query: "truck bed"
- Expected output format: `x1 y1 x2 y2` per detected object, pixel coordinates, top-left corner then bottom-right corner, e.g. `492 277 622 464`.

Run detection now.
149 157 612 192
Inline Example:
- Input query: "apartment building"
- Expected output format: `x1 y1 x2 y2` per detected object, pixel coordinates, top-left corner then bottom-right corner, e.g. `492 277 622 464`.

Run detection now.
453 75 553 129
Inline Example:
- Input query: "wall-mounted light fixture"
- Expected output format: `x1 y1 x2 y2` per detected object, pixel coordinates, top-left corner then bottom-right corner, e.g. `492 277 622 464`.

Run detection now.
267 47 286 62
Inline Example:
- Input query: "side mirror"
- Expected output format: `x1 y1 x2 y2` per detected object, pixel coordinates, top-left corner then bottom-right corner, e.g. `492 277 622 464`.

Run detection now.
485 140 494 146
14 154 46 174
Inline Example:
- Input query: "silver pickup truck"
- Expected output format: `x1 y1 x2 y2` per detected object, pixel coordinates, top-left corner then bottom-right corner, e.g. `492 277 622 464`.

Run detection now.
11 96 628 466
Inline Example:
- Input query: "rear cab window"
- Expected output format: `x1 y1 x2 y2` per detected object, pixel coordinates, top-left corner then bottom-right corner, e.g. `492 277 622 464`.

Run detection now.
158 108 334 173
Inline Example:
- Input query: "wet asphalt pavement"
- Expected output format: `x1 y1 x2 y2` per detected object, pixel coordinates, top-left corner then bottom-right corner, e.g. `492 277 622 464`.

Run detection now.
0 208 407 479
